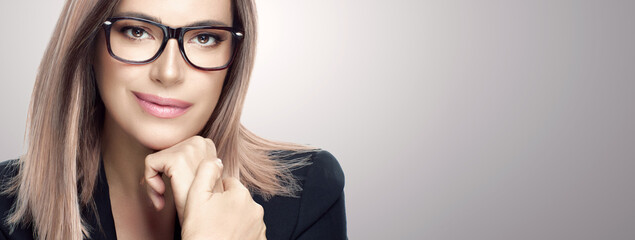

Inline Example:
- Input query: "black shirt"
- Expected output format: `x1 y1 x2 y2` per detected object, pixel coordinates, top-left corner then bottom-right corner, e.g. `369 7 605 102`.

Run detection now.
0 150 347 240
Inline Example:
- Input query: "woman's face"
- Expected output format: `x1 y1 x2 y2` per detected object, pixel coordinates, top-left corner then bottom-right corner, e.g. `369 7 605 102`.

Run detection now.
94 0 232 150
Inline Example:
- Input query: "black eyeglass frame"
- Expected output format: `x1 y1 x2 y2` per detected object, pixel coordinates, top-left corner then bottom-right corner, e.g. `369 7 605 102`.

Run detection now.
102 17 245 71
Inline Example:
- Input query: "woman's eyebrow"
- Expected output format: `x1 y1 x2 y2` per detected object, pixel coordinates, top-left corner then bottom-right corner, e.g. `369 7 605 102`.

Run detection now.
113 11 230 27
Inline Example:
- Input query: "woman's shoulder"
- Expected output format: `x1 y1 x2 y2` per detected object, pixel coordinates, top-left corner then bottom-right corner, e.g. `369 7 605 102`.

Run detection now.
0 159 19 185
258 149 347 239
0 159 28 238
272 149 345 193
299 149 345 196
0 159 18 169
0 159 20 205
294 149 345 218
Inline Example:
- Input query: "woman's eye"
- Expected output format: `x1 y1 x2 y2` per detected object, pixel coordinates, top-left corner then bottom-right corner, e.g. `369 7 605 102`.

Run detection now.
122 27 151 40
192 34 218 47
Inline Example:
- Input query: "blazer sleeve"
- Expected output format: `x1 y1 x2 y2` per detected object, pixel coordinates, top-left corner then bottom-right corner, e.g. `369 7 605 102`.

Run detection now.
291 150 347 240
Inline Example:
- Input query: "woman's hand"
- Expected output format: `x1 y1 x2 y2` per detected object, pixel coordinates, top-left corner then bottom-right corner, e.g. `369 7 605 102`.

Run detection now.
144 135 221 224
143 135 266 239
181 160 267 240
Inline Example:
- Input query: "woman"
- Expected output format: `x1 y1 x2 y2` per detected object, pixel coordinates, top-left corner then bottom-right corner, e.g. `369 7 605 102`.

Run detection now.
0 0 346 239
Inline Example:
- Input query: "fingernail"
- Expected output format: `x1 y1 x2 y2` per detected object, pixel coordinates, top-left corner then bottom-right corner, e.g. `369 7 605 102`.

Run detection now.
216 158 223 167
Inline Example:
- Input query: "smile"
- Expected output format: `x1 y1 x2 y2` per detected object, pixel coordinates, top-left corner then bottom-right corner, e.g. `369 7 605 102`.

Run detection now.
133 91 192 119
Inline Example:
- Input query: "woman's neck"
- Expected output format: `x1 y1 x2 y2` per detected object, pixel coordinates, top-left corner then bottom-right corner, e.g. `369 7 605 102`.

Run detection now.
101 113 155 196
101 114 177 239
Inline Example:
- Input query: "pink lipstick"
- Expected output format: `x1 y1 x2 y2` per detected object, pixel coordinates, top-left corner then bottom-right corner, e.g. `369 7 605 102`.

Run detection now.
133 91 192 119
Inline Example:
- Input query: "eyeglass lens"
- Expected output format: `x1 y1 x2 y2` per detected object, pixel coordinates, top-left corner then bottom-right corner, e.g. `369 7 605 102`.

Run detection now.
109 19 234 69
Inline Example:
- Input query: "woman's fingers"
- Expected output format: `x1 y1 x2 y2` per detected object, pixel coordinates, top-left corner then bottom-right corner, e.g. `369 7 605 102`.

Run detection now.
144 154 169 210
143 136 216 216
144 153 196 211
146 180 165 209
222 176 248 192
187 158 224 207
142 136 225 225
204 139 224 193
213 175 225 193
204 138 217 157
182 173 267 239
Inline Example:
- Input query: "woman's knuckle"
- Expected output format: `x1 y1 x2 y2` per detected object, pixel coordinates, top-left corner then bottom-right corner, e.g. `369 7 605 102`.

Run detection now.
176 155 188 167
176 155 186 165
196 137 207 148
144 154 153 164
199 159 213 168
191 135 204 141
202 159 221 172
206 139 217 151
255 203 264 217
229 189 244 200
194 135 205 146
237 187 250 199
182 144 194 154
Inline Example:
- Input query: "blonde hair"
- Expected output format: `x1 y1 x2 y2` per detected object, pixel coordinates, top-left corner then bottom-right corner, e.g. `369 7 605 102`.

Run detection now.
3 0 316 239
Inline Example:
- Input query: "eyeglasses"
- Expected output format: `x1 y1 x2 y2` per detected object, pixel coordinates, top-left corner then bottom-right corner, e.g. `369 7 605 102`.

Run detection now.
102 17 244 71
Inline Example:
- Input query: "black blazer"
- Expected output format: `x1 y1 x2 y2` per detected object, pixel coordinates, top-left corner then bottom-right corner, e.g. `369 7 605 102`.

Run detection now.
0 150 347 240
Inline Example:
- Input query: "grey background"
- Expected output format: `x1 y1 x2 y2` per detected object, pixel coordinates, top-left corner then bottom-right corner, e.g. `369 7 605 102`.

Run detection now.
1 0 634 239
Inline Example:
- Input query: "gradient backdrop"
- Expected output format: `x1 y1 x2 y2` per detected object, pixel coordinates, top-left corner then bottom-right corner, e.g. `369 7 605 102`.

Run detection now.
1 0 634 239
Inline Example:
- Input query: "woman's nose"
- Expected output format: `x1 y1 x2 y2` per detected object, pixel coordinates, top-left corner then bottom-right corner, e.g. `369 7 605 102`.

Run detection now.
150 39 186 87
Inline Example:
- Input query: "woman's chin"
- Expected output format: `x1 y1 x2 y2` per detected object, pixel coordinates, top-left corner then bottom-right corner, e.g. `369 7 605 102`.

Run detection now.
136 132 191 151
143 141 176 151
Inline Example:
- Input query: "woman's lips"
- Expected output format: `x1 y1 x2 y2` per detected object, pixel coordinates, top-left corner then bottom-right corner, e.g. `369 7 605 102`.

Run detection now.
133 91 192 119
